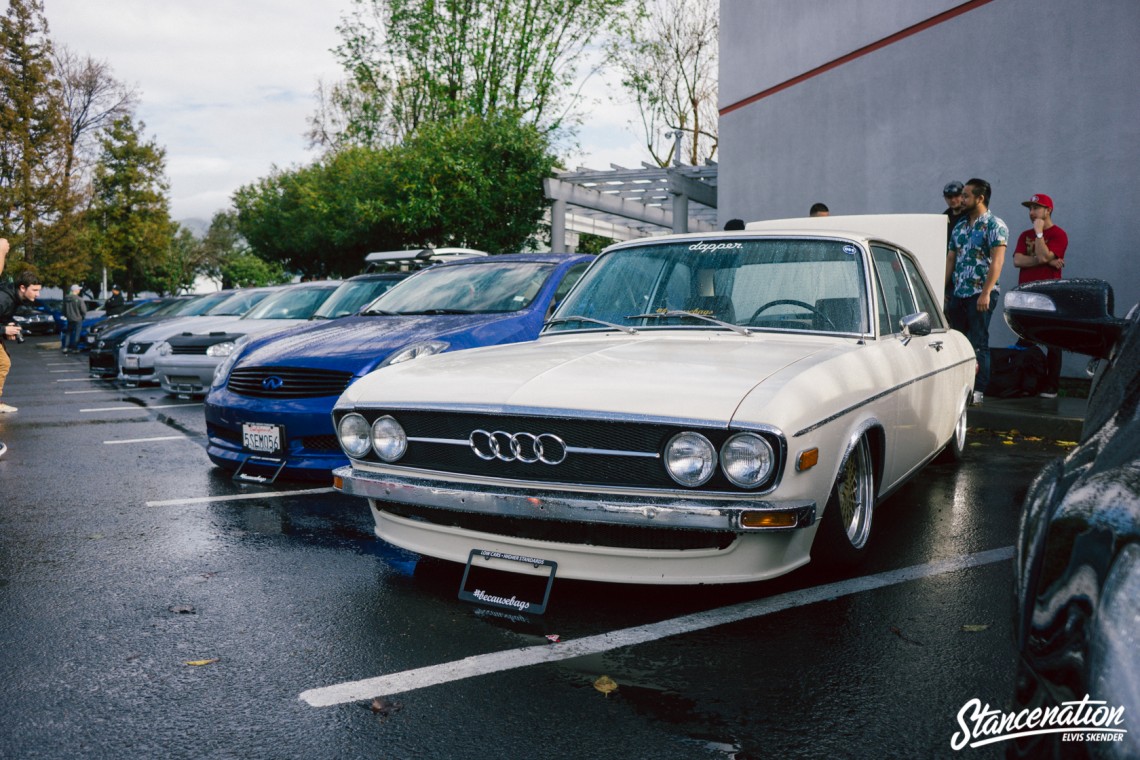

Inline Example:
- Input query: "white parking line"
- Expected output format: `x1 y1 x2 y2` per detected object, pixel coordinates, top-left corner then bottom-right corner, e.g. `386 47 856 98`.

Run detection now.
56 378 95 382
80 403 203 413
49 369 86 373
103 436 187 445
145 487 337 507
299 546 1015 708
65 390 113 395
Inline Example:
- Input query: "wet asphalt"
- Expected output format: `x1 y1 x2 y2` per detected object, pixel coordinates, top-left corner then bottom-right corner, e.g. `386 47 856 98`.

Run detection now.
0 338 1067 759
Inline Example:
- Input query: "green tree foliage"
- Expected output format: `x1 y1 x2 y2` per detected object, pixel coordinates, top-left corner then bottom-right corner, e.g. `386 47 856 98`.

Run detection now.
0 0 69 272
576 232 614 254
87 116 174 297
236 112 555 277
312 0 629 148
199 210 289 287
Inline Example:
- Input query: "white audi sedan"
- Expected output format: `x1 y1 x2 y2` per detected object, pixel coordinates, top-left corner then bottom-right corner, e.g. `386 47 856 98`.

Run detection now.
332 215 975 596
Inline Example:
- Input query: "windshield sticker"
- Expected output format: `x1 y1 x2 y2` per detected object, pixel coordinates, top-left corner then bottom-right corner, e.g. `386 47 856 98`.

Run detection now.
843 245 857 256
688 241 744 253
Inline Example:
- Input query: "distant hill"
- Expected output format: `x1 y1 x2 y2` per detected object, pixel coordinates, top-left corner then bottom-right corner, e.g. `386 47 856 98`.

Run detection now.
179 218 210 238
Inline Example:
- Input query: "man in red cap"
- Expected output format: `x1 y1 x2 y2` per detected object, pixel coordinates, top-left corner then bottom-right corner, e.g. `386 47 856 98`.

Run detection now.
1012 193 1068 397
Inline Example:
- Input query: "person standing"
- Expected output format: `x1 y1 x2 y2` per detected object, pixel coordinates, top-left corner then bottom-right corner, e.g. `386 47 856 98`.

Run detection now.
941 181 966 245
104 285 125 315
0 257 44 420
809 202 830 217
945 178 1008 405
1012 193 1068 397
0 237 7 457
62 284 87 353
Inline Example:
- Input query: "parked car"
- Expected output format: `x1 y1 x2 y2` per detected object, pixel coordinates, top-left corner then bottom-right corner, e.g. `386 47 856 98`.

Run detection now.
362 247 487 273
307 272 412 320
151 281 340 394
117 288 282 385
204 253 592 483
1003 278 1139 759
36 297 100 335
12 304 56 335
88 295 215 378
85 296 193 345
329 215 974 598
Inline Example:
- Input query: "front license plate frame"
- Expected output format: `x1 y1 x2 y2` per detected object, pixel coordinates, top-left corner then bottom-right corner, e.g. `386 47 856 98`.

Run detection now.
241 422 285 455
458 549 557 615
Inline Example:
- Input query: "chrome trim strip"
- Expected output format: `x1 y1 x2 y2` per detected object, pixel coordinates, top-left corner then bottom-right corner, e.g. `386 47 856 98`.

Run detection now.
333 466 815 532
793 357 974 437
407 435 661 459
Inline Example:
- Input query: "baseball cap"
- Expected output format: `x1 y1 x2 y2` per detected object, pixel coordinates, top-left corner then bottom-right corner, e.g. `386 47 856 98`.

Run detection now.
70 284 81 292
1021 193 1054 212
943 181 963 196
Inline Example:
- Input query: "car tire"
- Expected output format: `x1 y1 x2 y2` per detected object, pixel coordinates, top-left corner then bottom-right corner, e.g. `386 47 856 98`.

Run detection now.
935 400 968 464
815 434 876 568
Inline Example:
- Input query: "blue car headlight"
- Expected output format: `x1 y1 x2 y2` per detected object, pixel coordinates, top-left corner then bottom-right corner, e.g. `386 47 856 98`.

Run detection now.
380 340 449 367
211 337 250 388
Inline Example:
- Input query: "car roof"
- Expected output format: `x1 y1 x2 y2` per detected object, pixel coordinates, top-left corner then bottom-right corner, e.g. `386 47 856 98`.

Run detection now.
428 252 594 269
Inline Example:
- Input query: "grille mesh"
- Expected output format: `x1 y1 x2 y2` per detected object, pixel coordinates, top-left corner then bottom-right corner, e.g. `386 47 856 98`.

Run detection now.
228 366 354 399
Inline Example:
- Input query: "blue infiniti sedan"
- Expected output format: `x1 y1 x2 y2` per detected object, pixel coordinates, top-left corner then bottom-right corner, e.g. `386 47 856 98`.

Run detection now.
204 253 593 482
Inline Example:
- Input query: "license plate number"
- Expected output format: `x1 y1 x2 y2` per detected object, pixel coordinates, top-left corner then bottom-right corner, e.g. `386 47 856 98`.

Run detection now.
124 356 139 368
242 422 284 454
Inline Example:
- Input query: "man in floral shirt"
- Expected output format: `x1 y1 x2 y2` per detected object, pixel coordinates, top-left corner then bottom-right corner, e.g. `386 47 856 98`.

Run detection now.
944 178 1008 405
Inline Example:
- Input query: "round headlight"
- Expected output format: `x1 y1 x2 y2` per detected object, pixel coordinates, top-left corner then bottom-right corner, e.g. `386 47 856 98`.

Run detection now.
337 413 372 458
664 431 717 487
720 433 774 488
371 415 407 462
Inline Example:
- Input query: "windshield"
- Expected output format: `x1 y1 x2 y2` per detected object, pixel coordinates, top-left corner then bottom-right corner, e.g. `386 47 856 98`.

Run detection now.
205 289 275 316
242 285 337 320
549 239 870 335
367 261 553 314
178 291 243 316
117 300 167 318
312 276 407 319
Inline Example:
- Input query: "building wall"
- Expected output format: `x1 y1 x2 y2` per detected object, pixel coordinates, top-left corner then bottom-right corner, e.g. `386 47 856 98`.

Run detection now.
718 0 1140 370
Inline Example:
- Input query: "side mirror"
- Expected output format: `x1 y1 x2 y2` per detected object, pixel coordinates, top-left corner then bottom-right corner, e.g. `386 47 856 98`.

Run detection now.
899 312 931 343
1003 279 1127 360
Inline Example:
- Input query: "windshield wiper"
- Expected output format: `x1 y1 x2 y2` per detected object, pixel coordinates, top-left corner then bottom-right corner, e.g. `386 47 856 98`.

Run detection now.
360 308 399 316
544 315 638 334
628 310 753 336
397 308 475 315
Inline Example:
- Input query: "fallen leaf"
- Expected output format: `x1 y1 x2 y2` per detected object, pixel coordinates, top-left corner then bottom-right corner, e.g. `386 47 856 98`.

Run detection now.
545 634 561 643
1055 440 1078 448
961 624 990 632
1024 436 1043 442
370 698 402 717
185 658 219 666
1002 440 1015 445
594 675 618 696
169 605 195 614
968 442 984 447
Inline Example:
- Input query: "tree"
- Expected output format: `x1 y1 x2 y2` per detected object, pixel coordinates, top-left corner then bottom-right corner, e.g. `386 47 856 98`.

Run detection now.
237 112 556 275
87 116 174 297
311 0 630 148
199 209 289 288
610 0 718 167
0 0 68 267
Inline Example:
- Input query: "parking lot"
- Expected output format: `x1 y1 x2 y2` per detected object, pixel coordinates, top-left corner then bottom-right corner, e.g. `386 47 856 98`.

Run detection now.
0 338 1069 759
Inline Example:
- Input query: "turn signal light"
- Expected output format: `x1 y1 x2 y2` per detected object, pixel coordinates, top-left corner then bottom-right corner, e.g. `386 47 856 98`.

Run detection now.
740 511 798 529
796 448 819 472
333 475 343 490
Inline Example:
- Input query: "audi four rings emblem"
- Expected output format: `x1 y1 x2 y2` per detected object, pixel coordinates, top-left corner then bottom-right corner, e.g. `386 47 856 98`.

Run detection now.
469 429 568 465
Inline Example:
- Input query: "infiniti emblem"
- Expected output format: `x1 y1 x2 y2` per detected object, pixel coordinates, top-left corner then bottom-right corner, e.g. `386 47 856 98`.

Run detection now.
469 429 568 465
262 376 285 390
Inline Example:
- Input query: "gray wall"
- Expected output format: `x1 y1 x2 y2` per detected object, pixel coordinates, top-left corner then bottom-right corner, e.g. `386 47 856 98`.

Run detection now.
719 0 1140 373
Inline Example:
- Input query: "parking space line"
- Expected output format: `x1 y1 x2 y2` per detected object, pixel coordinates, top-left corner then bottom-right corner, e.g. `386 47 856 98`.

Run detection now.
104 436 187 445
56 378 95 382
299 546 1015 708
65 390 113 395
50 369 86 373
80 403 203 413
145 487 336 507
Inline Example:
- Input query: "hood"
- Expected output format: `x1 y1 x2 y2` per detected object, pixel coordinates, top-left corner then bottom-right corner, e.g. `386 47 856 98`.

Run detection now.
341 331 844 422
127 315 245 342
236 312 531 374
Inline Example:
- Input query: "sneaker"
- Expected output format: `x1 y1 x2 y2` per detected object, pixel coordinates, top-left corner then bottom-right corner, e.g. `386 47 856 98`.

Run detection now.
0 441 6 459
1039 389 1058 399
971 391 984 406
0 402 17 413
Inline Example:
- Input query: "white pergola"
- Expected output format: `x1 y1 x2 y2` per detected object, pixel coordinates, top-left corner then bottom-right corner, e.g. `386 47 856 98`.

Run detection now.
544 162 718 250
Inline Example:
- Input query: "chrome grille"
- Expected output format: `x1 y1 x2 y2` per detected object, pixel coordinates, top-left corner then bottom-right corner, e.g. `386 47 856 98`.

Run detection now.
228 366 354 399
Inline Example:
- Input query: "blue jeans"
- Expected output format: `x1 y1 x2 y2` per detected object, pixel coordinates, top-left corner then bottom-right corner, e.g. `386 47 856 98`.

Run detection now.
947 293 996 393
64 320 82 351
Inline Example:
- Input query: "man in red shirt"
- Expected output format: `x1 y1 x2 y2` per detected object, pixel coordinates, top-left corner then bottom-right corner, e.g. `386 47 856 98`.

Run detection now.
1012 193 1068 397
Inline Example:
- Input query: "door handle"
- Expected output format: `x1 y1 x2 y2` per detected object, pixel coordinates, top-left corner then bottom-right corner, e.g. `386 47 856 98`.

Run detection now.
928 340 944 352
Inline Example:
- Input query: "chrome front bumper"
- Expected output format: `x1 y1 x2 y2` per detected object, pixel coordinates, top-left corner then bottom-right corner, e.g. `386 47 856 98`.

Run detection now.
332 466 816 533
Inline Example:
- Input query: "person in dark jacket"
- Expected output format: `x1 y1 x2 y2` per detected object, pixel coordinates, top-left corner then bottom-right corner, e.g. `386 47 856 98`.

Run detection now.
62 284 88 353
104 285 125 316
0 248 44 418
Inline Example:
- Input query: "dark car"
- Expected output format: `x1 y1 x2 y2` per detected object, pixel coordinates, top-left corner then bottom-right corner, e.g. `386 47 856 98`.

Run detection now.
1003 278 1138 759
205 253 592 482
12 304 57 336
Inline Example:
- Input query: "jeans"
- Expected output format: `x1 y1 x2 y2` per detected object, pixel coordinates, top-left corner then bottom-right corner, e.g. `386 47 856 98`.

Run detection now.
64 320 82 351
947 293 996 393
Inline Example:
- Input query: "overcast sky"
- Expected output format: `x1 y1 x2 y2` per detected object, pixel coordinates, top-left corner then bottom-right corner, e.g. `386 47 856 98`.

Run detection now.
44 0 646 224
